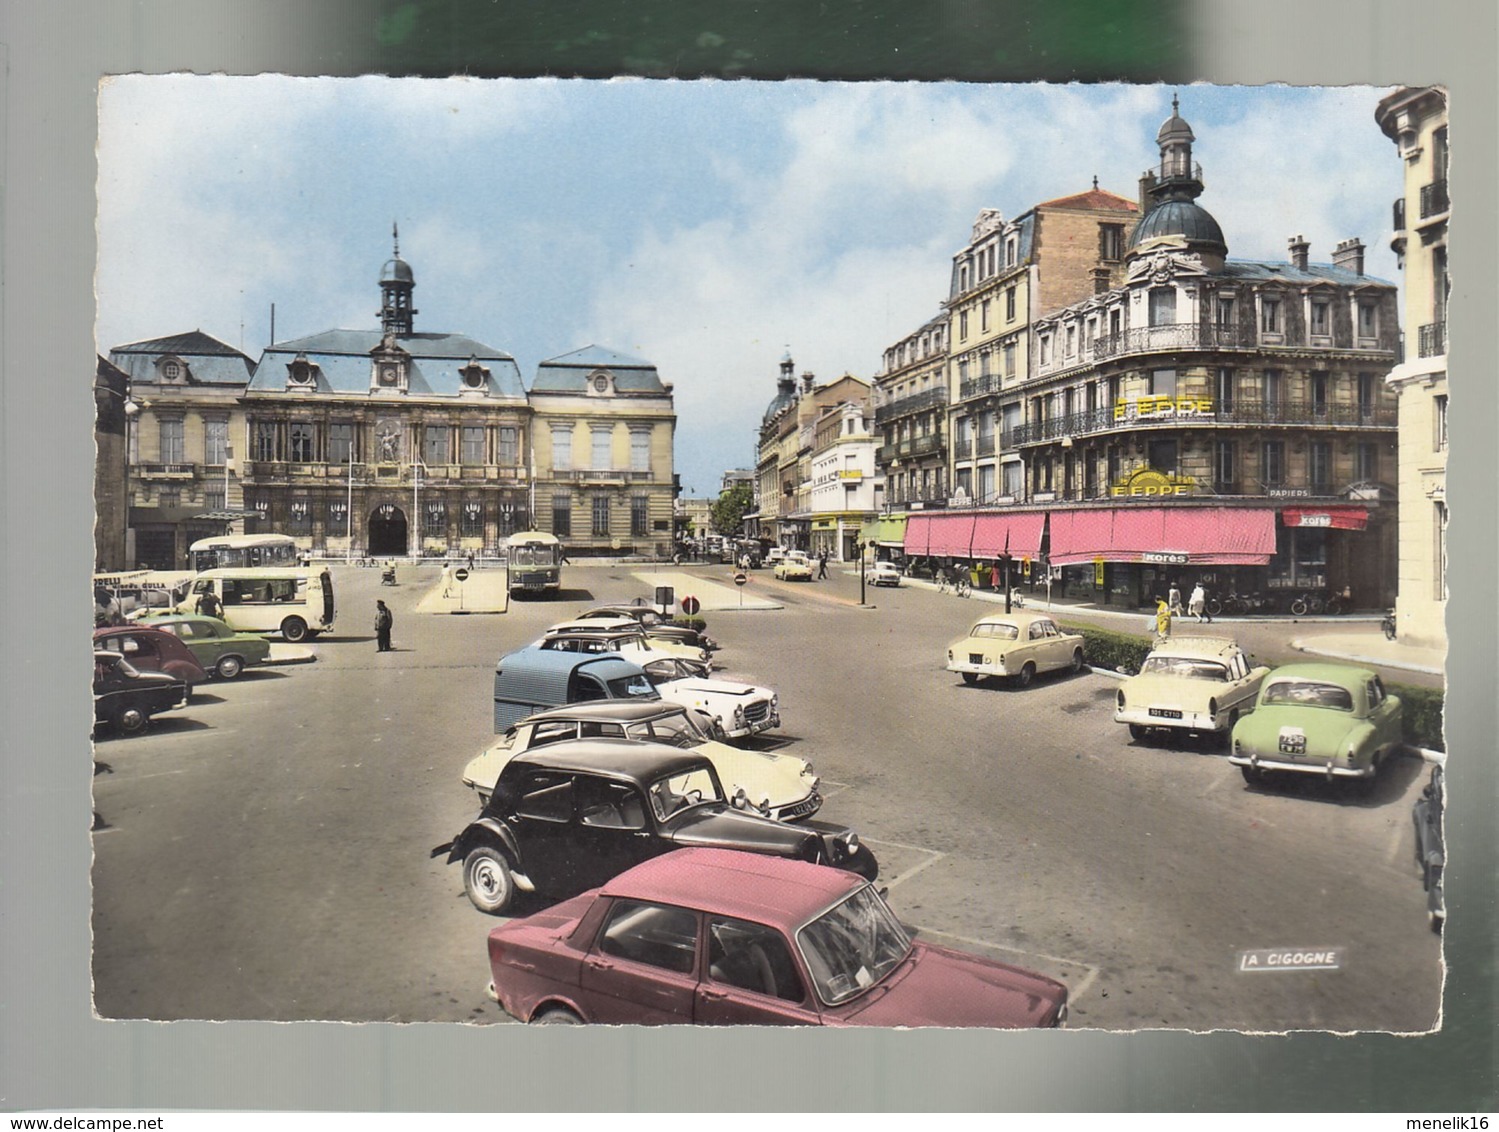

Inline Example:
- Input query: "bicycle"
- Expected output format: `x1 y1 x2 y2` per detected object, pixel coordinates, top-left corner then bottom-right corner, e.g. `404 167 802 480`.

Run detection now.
1382 609 1397 640
954 573 972 598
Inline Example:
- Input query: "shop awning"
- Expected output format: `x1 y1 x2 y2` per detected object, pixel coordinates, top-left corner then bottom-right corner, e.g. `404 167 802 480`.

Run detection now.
926 513 977 557
970 513 1046 560
903 514 933 556
1281 506 1369 531
1048 507 1278 566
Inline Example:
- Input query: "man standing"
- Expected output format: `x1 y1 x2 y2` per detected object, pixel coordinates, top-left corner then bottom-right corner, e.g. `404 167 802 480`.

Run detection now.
1188 581 1210 623
375 599 394 652
196 587 222 620
817 549 829 580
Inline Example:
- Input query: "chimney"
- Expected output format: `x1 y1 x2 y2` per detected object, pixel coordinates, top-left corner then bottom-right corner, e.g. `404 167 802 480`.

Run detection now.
1138 169 1157 215
801 371 815 393
1288 234 1309 271
1332 238 1365 276
1092 267 1112 294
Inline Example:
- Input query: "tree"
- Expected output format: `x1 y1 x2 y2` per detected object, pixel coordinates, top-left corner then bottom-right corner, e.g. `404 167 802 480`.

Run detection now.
710 482 754 537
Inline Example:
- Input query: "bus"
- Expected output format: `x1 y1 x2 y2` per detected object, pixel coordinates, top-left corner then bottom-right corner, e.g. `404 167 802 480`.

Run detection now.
188 533 301 574
174 567 335 642
504 531 564 596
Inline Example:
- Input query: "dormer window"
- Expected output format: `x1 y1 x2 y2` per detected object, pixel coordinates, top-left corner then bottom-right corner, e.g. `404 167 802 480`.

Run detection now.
287 354 317 387
586 370 614 397
162 360 183 382
459 357 489 391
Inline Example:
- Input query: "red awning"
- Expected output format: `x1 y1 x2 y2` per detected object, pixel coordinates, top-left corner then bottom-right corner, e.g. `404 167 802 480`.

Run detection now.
903 514 932 556
1048 507 1278 566
970 512 1046 559
1281 506 1369 531
926 513 977 557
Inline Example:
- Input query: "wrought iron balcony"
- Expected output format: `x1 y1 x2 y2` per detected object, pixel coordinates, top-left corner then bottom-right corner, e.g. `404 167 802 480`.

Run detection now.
974 433 996 456
957 374 1002 401
1418 322 1446 358
877 433 947 464
1419 179 1449 220
873 384 947 425
1089 322 1255 361
137 462 197 477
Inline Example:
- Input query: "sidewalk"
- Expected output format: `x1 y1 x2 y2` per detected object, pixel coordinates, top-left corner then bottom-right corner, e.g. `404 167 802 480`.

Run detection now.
1288 628 1446 676
414 569 511 614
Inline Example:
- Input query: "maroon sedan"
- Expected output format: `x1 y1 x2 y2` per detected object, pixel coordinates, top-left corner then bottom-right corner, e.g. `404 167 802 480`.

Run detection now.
93 625 208 694
485 848 1068 1027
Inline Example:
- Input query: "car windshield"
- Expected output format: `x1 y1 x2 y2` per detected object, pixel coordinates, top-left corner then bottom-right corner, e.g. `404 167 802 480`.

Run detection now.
647 766 723 820
796 885 913 1006
509 546 555 566
624 711 706 748
1263 680 1354 711
1141 657 1230 681
970 622 1019 641
607 673 658 699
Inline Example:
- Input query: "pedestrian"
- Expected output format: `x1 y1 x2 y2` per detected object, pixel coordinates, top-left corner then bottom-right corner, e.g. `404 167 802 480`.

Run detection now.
1189 581 1210 623
467 550 475 572
196 587 222 620
440 562 454 598
1168 581 1184 619
1154 597 1173 644
990 561 1001 591
374 599 394 652
817 549 828 580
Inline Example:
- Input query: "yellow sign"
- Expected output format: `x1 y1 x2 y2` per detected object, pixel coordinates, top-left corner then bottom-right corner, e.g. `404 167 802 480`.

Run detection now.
1109 466 1198 498
1114 395 1215 422
1022 555 1032 579
1094 556 1105 587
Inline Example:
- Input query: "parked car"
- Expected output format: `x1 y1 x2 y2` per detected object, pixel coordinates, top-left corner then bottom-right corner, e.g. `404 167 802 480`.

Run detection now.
1114 636 1269 743
129 612 273 679
571 604 719 652
93 625 208 694
462 700 820 821
93 650 188 736
773 555 813 581
1228 663 1404 791
945 612 1085 688
1411 754 1446 932
765 547 788 567
869 561 902 588
483 847 1069 1027
540 623 710 666
640 657 780 741
433 741 875 915
492 647 659 732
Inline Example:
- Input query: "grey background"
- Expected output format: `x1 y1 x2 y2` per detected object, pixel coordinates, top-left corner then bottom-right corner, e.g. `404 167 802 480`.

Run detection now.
3 0 1493 1112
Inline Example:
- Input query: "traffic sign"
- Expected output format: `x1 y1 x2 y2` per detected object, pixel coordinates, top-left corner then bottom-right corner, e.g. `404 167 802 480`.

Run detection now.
734 572 747 587
681 595 701 616
454 568 470 582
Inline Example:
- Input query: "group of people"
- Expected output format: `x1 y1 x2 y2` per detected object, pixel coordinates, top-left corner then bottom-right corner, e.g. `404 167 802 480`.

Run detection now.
1154 581 1212 642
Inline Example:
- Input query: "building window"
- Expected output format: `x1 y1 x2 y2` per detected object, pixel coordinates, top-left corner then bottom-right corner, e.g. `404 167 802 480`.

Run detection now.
289 422 315 463
1355 442 1378 482
1149 369 1177 398
1216 368 1235 413
1262 440 1286 486
1435 501 1448 601
592 494 611 536
551 426 573 471
955 467 972 498
1357 301 1378 340
204 419 228 465
158 487 180 509
462 501 483 537
632 428 656 473
424 425 449 466
328 422 354 464
288 499 311 535
1100 224 1124 262
1434 393 1448 450
1309 299 1331 338
1148 288 1176 327
498 426 519 465
159 418 185 463
1005 287 1016 321
424 499 446 536
591 425 613 470
1216 296 1235 329
551 494 570 538
1109 308 1122 337
959 311 969 340
1065 325 1076 357
1215 440 1237 489
1148 438 1178 475
978 464 996 502
980 299 990 332
1310 441 1332 492
1263 369 1284 418
631 495 649 537
204 486 225 511
254 421 278 462
328 499 347 531
1260 296 1282 334
1038 335 1051 365
461 426 485 465
1310 372 1329 416
1357 372 1376 419
1005 237 1017 266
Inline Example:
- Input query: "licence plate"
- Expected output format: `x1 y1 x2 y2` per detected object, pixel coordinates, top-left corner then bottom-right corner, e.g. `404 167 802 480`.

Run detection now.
1279 735 1307 754
969 654 984 664
1149 708 1183 719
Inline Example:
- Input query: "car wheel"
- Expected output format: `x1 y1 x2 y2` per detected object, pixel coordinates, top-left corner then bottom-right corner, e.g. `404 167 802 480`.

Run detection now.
280 616 309 643
1128 723 1148 742
960 672 978 686
216 655 244 680
1013 662 1036 689
532 1006 583 1025
113 705 149 736
1069 648 1084 674
462 845 516 915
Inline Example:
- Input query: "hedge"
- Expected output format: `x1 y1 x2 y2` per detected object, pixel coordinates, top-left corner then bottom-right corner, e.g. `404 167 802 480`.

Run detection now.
1061 622 1446 753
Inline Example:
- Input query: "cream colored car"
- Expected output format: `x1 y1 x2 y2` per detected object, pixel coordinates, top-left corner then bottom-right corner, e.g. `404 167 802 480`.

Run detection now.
1114 637 1269 743
945 612 1085 688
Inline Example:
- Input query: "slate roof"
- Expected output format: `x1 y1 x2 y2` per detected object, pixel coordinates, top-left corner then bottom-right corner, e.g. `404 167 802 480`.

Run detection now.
1218 260 1396 288
107 330 256 386
532 345 668 394
245 329 525 398
1036 188 1139 213
1129 199 1227 253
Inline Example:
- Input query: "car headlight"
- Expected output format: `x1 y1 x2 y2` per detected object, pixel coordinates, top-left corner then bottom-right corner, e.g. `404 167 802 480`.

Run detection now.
733 705 745 725
1209 698 1218 717
844 832 859 854
1117 690 1126 708
771 694 779 710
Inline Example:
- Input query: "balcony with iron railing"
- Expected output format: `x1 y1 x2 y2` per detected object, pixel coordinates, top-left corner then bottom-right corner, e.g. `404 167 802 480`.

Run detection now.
873 384 948 425
1087 322 1257 363
137 462 198 478
1419 179 1449 221
957 373 1003 402
1418 322 1446 358
877 432 946 464
1010 399 1398 446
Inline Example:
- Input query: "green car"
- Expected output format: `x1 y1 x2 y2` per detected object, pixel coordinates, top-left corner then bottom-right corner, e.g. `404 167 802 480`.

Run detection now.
134 613 273 680
1229 663 1403 791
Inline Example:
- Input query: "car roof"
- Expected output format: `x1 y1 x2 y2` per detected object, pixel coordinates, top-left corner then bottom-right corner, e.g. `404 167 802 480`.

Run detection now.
1262 662 1377 686
520 700 688 726
496 645 647 678
542 624 643 638
968 611 1056 629
511 738 709 779
601 848 863 925
1147 637 1244 660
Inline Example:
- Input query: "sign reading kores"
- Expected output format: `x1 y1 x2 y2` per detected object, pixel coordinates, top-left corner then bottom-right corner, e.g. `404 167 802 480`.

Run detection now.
1110 467 1199 498
1114 395 1215 422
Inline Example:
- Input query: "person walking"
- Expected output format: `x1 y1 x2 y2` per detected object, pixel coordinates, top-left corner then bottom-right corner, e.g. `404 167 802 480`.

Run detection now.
1154 597 1173 644
1189 581 1210 623
467 550 475 572
195 587 222 620
817 549 829 580
1168 581 1184 619
990 561 1001 592
374 599 394 652
440 562 454 598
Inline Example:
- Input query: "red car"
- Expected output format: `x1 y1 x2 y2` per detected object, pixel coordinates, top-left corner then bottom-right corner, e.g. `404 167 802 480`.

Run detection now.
93 625 209 694
484 848 1068 1027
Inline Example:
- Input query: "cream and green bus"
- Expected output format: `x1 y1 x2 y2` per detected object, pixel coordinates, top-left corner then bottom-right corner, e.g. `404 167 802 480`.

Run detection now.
176 567 335 642
504 531 564 597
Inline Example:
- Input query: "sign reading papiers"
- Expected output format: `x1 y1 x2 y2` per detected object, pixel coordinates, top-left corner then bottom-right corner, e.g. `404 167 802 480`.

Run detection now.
1110 466 1198 498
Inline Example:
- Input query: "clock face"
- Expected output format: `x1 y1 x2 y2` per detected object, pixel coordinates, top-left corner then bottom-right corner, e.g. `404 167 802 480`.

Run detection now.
380 365 398 385
593 376 609 393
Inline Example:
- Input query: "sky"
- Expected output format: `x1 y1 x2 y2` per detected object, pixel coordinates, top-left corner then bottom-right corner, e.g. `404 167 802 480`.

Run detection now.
96 78 1401 499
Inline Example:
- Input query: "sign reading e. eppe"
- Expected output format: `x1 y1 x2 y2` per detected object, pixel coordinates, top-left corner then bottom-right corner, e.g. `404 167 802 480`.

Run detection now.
1236 947 1345 973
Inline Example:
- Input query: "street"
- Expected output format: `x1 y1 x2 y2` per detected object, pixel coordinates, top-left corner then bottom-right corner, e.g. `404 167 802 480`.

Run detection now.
90 562 1443 1030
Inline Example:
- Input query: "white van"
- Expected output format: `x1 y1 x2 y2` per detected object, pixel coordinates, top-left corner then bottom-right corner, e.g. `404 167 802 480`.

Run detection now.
176 567 335 642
